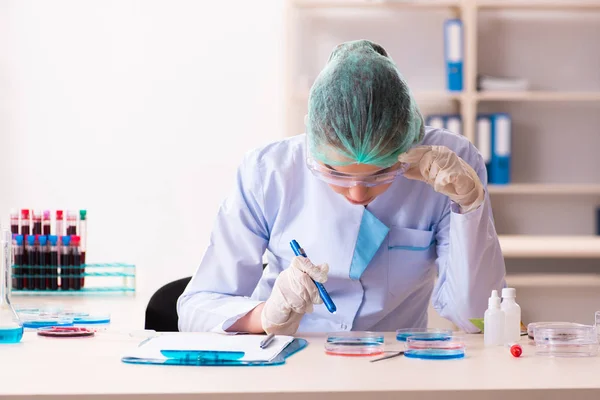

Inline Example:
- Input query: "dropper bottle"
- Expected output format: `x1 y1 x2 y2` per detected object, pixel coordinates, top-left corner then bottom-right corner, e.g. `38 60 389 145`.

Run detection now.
484 290 505 347
0 229 23 343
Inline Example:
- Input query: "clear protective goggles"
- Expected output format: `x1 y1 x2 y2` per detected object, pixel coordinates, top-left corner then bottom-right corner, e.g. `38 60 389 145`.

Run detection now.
305 150 407 188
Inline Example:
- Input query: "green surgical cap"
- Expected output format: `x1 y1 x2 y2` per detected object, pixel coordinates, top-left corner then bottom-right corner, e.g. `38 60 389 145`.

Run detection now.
306 39 424 168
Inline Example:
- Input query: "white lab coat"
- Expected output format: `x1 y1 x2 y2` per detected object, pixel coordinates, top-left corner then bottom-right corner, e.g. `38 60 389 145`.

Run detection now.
177 128 506 333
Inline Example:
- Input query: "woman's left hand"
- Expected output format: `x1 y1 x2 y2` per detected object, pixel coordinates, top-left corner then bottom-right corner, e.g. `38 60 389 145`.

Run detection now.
398 145 484 213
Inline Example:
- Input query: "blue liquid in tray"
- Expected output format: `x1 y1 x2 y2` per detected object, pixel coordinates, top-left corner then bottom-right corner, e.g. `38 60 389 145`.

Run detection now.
396 332 452 342
0 326 24 343
404 349 464 360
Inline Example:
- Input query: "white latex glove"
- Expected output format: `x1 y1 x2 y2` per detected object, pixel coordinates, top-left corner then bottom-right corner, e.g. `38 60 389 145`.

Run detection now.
261 256 329 335
398 145 485 213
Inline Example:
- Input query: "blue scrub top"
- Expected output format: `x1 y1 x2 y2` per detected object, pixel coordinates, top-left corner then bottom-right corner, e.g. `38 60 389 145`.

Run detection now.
177 128 506 333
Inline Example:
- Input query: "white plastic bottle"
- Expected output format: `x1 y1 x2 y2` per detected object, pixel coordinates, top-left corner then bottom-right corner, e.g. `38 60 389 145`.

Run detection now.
501 287 521 344
484 290 505 346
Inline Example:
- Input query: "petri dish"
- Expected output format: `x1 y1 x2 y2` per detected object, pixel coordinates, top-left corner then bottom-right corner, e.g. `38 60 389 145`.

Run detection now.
533 323 598 357
396 328 453 342
527 321 584 340
404 335 465 360
324 331 385 357
63 312 111 325
37 326 96 338
22 318 73 329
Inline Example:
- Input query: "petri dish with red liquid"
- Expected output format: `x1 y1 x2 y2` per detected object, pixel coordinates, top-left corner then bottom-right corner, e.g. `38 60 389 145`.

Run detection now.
37 326 95 338
324 331 385 357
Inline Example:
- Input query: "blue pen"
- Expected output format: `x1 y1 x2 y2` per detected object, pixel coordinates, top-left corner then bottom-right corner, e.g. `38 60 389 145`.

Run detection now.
290 240 337 314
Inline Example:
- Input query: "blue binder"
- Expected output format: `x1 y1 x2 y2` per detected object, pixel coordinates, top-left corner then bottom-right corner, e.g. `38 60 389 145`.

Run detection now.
445 114 462 135
425 114 445 129
476 114 492 183
490 113 512 184
444 19 463 91
121 338 308 367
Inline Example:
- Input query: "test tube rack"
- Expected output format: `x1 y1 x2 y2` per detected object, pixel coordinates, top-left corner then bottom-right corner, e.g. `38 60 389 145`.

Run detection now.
10 262 136 296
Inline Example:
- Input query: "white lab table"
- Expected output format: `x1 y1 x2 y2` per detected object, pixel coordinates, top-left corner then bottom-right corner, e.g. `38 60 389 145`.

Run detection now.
1 297 600 400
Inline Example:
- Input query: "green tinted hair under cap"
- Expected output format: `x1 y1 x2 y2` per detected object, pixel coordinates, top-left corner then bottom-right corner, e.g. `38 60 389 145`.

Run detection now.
306 39 424 168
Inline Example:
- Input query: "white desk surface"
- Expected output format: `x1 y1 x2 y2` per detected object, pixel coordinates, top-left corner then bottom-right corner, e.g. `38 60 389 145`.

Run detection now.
1 297 600 400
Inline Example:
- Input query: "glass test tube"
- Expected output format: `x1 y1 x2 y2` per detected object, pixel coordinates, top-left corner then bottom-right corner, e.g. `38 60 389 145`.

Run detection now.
71 236 81 290
55 210 64 237
42 210 51 235
25 235 35 290
38 236 48 290
10 209 19 235
60 236 71 290
13 235 23 290
32 210 42 235
20 210 30 239
34 235 42 289
79 210 87 287
48 236 58 290
66 210 77 235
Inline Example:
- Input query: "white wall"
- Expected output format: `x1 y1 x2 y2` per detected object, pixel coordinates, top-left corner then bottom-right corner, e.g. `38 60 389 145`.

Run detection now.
0 1 286 303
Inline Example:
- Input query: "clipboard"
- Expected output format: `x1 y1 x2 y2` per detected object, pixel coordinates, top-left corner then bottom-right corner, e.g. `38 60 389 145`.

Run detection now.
121 337 308 367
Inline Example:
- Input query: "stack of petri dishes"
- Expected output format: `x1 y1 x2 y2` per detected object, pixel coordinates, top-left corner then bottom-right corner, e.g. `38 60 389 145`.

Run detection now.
403 333 465 360
324 331 385 357
395 328 453 342
533 323 599 357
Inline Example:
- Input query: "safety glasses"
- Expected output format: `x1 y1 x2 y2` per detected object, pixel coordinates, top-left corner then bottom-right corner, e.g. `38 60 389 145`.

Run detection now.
305 154 406 188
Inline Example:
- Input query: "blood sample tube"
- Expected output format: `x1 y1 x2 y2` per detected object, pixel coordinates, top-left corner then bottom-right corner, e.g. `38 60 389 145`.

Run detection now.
38 235 48 290
55 210 64 236
10 209 19 235
33 235 42 289
13 235 23 290
20 209 31 239
48 235 59 290
32 210 42 235
60 236 71 290
43 210 51 235
25 235 35 290
71 236 81 290
79 210 87 287
66 210 77 235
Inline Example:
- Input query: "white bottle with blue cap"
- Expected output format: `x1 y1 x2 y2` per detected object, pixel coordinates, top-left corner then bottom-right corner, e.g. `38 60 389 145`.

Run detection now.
484 290 505 346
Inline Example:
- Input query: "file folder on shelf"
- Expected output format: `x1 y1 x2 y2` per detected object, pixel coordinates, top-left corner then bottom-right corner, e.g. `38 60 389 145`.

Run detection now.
477 115 492 183
445 114 462 135
425 115 445 130
444 19 463 92
491 113 512 185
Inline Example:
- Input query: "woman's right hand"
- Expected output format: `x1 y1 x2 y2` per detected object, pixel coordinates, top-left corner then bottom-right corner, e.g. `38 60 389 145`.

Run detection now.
261 256 329 335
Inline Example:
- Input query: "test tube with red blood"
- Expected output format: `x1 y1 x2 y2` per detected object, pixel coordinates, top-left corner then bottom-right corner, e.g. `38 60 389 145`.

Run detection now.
20 209 31 238
33 235 43 289
55 210 64 236
25 235 35 290
38 235 48 290
13 235 24 290
66 210 77 235
79 210 87 287
48 235 59 290
71 236 81 290
43 211 51 235
10 209 19 235
32 210 42 235
60 236 71 290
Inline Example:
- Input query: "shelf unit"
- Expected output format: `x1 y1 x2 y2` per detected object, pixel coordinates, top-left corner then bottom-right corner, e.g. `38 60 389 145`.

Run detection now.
499 235 600 258
285 0 600 259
